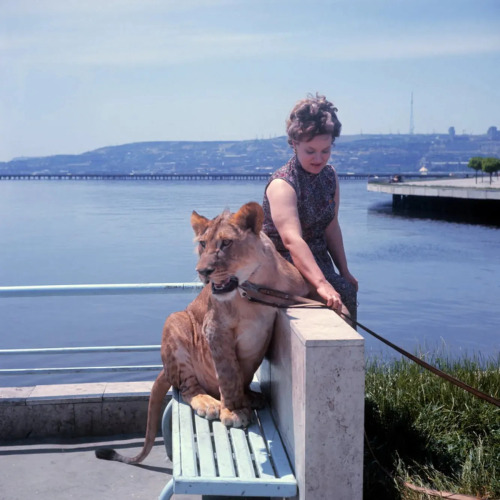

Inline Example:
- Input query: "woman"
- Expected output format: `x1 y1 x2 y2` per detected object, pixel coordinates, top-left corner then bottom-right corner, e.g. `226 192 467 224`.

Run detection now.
262 93 358 321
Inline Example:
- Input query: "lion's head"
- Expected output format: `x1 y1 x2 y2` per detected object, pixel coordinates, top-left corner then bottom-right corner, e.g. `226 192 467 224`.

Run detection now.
191 202 265 297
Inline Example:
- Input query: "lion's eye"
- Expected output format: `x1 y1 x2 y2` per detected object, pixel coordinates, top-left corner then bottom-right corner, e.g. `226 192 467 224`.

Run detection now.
199 241 206 249
220 239 232 249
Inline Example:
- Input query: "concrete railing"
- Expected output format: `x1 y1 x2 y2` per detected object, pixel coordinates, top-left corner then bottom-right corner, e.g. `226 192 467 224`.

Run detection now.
259 306 365 500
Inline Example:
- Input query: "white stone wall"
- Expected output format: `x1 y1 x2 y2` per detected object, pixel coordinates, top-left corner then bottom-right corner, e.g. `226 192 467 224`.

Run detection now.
259 307 365 500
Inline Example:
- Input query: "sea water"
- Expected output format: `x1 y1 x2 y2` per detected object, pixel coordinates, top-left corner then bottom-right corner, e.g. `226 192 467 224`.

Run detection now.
0 180 499 387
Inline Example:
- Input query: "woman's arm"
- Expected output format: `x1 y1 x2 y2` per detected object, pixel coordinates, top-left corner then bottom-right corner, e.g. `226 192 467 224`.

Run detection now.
325 172 358 291
266 179 344 312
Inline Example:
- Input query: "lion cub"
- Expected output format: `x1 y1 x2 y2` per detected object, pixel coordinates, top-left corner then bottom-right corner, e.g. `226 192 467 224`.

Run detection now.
96 201 307 464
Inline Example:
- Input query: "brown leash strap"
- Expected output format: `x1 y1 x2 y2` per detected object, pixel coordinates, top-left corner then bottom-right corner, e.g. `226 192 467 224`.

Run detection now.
346 313 500 408
239 281 500 408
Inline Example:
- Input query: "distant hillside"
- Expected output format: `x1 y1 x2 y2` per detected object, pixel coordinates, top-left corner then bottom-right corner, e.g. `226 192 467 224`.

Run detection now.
1 133 499 176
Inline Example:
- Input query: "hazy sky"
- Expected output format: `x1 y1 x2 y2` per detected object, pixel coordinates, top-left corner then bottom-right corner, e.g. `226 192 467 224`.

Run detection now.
1 0 499 161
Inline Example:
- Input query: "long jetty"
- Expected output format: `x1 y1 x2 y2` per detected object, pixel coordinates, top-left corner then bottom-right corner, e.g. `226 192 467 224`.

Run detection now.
0 173 370 181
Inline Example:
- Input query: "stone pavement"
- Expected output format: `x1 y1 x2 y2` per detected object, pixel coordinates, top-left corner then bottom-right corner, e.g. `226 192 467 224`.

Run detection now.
0 434 200 500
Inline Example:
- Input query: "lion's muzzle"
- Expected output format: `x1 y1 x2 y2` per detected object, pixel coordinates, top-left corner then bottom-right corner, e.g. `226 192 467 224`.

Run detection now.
211 276 239 294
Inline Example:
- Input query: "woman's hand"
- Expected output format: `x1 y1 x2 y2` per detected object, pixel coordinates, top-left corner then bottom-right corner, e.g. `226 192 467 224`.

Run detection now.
341 270 359 292
316 282 344 314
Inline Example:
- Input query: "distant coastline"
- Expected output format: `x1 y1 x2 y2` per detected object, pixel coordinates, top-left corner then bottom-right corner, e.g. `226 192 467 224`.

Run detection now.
1 133 499 177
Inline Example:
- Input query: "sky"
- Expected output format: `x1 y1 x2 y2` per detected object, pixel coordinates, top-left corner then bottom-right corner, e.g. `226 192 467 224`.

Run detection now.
1 0 499 162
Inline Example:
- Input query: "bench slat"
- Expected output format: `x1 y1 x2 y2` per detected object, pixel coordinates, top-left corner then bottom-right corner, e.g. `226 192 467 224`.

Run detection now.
258 406 296 481
194 413 216 477
230 427 255 479
212 421 236 477
171 394 181 478
174 476 297 496
247 420 276 480
178 392 198 477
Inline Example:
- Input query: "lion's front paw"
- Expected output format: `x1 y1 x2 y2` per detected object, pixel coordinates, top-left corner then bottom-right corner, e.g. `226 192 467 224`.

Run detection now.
190 394 221 420
220 407 253 428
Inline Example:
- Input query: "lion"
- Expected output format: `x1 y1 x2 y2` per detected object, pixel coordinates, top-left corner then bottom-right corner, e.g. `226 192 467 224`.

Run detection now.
95 201 309 464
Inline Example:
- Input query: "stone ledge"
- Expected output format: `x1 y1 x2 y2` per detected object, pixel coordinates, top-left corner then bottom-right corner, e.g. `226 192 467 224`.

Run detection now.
0 381 158 405
0 381 168 440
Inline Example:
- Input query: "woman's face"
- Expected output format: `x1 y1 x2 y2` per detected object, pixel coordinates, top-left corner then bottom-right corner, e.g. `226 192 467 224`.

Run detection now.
294 134 333 174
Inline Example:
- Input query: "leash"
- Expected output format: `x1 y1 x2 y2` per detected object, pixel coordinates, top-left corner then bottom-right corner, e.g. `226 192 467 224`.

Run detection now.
239 281 500 408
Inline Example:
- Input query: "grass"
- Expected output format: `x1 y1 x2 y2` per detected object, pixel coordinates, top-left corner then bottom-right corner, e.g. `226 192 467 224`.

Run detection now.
363 351 499 499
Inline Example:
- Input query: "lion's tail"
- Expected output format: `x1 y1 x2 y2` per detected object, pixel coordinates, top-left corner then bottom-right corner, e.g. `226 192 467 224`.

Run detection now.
95 369 170 464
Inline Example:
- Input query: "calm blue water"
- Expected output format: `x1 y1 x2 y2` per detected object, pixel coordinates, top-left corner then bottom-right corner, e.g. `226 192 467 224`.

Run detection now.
1 180 499 387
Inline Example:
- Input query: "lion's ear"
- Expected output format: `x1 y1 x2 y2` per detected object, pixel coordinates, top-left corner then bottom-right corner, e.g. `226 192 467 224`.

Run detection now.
191 211 210 236
231 202 264 235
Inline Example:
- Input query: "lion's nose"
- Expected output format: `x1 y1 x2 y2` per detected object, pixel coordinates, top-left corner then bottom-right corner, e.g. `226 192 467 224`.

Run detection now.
197 266 214 278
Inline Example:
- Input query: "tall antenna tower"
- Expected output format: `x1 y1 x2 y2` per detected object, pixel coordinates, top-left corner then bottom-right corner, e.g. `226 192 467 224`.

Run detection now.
409 91 415 135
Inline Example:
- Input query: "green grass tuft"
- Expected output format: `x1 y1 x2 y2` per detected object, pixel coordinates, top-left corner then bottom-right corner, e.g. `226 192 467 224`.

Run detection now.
363 351 499 499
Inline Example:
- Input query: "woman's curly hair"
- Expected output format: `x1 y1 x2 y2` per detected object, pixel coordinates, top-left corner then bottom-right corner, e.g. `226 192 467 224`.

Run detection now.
286 93 342 146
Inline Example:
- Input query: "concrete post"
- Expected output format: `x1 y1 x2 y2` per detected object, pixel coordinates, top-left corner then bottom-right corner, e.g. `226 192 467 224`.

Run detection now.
258 307 365 500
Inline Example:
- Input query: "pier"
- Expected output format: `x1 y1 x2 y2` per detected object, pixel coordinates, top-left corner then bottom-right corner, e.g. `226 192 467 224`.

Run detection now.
0 173 271 181
0 172 369 181
368 175 500 215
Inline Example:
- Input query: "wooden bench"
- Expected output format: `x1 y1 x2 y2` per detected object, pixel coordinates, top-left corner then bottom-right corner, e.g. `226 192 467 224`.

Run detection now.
159 387 297 499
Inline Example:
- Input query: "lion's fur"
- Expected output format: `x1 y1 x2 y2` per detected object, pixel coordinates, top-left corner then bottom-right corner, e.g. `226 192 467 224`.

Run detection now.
95 201 308 464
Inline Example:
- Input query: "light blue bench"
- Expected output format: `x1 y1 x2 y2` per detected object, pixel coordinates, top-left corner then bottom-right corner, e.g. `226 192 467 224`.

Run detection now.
159 387 297 499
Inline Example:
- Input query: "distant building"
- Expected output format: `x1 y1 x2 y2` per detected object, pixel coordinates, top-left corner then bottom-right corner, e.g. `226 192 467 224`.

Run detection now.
487 126 499 141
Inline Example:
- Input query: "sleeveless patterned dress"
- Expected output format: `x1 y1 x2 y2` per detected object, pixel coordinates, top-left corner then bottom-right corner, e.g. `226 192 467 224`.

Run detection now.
262 155 357 320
